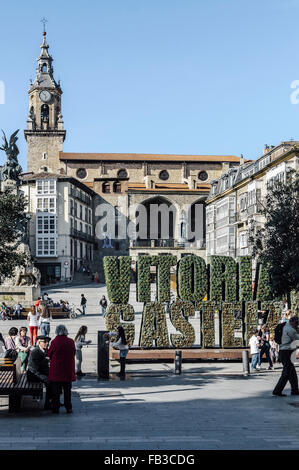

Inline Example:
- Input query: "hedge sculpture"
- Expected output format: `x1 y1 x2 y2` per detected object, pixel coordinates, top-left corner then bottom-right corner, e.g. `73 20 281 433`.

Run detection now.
139 302 170 347
260 301 284 334
136 255 152 303
151 255 177 302
201 301 221 348
237 256 252 301
177 255 207 303
244 301 259 344
221 302 243 348
169 299 195 348
103 256 131 304
105 303 135 347
255 262 272 301
209 256 237 301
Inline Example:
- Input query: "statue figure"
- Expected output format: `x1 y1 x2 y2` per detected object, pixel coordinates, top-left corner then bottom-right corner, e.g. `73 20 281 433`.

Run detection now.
1 244 41 288
0 130 23 185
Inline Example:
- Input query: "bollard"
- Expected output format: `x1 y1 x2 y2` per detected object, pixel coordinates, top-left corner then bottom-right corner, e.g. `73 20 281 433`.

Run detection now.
97 330 110 380
174 350 182 375
242 350 250 376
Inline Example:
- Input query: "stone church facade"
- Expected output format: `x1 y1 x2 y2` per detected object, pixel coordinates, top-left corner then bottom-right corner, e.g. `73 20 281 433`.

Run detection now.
23 31 243 284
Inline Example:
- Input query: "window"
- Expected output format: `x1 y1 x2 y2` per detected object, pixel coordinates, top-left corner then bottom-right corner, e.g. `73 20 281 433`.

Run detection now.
80 205 83 220
117 169 128 178
42 152 47 160
42 63 47 73
36 179 56 195
159 170 169 181
74 202 78 218
37 215 56 234
114 182 122 193
36 197 56 213
41 104 49 122
36 237 56 256
198 171 208 181
76 168 87 179
102 182 111 193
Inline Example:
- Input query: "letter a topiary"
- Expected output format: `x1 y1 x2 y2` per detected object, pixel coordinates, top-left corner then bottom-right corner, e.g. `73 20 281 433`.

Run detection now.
139 302 170 347
169 299 195 348
103 256 131 304
209 256 237 301
177 255 207 303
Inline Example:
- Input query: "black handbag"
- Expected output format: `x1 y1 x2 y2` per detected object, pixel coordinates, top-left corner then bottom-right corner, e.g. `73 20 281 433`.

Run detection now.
4 349 18 362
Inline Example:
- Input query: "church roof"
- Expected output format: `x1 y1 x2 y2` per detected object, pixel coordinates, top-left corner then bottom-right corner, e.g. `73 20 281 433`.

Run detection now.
59 152 240 163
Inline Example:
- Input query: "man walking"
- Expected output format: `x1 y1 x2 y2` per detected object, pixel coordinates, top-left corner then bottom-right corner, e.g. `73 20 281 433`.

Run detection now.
273 316 299 397
80 294 87 315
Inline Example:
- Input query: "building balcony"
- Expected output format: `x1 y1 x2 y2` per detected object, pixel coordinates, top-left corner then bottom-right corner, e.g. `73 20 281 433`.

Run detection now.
69 187 92 206
70 227 94 243
130 239 206 249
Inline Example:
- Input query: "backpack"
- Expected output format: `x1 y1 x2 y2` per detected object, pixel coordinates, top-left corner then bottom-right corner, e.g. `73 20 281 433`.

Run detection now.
274 322 286 345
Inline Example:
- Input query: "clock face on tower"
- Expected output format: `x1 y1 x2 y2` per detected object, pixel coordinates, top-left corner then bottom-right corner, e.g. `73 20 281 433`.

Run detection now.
39 90 52 103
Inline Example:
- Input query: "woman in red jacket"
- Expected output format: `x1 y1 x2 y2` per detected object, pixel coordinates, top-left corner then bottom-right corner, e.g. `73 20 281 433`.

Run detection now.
48 324 76 414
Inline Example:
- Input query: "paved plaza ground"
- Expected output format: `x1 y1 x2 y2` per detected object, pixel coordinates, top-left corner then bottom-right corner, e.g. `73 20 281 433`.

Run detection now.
1 282 299 451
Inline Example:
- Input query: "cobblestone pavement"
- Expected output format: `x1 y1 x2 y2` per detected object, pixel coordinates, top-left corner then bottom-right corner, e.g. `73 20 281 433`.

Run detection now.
1 282 299 450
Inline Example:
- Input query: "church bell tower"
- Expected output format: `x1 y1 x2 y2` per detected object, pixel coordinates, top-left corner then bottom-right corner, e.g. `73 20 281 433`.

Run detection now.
24 26 66 174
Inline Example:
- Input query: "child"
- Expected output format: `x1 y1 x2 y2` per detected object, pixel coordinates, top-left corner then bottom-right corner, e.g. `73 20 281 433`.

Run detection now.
269 334 279 364
1 302 8 321
80 294 87 315
105 326 129 380
249 329 260 372
74 326 91 376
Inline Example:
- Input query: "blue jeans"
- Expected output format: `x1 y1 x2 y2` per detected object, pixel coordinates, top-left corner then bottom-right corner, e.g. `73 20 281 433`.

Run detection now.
258 344 273 368
40 322 50 336
120 349 129 358
102 307 106 317
251 353 259 370
82 305 86 315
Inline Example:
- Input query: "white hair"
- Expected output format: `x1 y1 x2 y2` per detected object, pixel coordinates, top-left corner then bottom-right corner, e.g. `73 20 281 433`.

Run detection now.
55 324 68 336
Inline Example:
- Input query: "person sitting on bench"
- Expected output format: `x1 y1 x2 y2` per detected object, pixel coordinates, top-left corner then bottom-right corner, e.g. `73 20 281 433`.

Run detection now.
27 335 52 410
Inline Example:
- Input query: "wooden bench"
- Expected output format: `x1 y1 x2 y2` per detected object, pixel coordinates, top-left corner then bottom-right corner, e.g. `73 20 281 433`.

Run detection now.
20 306 70 319
0 358 43 412
48 307 70 319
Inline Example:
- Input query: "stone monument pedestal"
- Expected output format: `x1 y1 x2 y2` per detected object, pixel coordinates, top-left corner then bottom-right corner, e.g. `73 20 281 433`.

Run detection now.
0 285 41 307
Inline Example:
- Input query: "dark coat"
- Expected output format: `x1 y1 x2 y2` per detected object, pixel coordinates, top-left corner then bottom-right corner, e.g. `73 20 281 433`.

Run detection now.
48 335 76 382
27 346 49 382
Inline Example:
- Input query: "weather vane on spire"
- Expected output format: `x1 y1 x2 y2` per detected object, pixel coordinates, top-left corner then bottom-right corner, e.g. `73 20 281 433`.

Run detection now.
40 17 48 34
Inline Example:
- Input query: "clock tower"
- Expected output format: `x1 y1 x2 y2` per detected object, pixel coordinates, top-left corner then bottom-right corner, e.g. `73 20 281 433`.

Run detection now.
24 29 66 174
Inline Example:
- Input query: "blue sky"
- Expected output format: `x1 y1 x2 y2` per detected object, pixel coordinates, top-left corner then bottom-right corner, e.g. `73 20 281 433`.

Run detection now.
1 0 299 171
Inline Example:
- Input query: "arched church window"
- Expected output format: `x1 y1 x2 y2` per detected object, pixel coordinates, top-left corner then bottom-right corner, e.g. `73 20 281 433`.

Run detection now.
41 104 49 122
113 182 122 193
117 169 128 179
42 63 47 73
